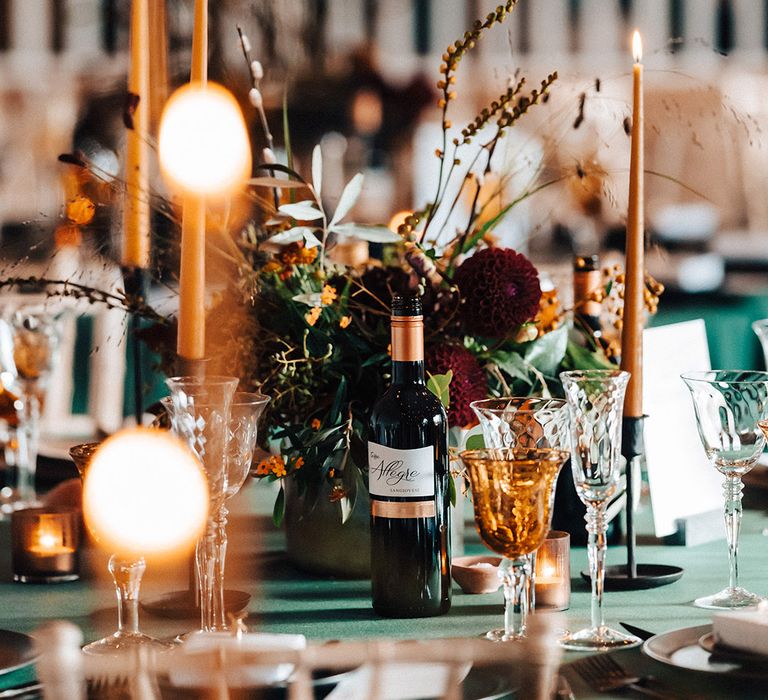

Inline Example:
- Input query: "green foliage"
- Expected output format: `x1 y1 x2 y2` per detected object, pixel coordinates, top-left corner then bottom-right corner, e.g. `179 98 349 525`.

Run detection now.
427 370 453 408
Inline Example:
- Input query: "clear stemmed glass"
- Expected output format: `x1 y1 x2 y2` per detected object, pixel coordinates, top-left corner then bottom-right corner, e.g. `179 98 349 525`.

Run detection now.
212 391 269 629
70 442 173 655
682 370 768 609
4 308 60 509
470 397 569 609
752 320 768 369
460 447 568 641
164 376 237 633
558 369 640 651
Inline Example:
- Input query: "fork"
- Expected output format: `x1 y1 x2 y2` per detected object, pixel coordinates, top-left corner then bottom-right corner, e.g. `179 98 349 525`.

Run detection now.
571 653 674 698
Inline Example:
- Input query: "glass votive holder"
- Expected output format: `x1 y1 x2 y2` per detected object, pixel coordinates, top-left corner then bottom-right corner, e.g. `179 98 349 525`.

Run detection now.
11 507 80 583
534 530 570 611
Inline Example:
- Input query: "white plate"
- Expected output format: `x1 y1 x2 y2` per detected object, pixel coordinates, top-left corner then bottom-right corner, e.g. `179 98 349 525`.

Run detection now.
643 624 768 679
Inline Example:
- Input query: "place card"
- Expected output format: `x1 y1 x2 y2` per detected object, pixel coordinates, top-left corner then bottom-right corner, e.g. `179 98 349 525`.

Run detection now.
643 320 723 541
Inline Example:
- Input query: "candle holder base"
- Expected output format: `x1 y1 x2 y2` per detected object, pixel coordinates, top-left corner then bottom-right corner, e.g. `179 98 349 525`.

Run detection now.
174 356 209 378
13 573 79 584
580 563 683 590
141 589 251 619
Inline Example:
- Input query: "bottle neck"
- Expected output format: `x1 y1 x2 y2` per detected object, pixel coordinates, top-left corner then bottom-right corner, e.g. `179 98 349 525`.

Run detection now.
392 360 425 385
390 314 425 385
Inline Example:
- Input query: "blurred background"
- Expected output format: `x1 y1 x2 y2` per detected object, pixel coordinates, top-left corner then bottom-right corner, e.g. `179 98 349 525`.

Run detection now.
1 0 768 421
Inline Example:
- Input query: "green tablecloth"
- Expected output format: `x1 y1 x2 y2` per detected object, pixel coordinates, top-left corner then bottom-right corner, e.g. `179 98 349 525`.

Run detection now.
1 484 767 698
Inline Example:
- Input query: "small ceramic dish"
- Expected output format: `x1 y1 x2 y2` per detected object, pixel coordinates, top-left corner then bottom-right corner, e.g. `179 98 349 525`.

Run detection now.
451 556 502 594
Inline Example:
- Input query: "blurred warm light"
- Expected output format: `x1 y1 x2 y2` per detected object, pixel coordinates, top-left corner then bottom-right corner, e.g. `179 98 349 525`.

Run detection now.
388 210 412 233
83 428 208 559
632 30 642 63
158 82 251 197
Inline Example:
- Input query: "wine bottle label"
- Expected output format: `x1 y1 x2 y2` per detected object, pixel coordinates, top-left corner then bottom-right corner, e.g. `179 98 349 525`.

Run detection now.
367 442 435 498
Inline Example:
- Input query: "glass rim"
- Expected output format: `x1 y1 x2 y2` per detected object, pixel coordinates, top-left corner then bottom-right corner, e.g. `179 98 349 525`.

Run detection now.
460 447 569 462
681 370 768 385
231 392 270 407
559 369 628 380
165 375 239 387
470 397 566 411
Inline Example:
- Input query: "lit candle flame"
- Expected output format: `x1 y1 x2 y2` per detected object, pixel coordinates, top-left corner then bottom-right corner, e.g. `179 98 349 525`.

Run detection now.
83 428 208 559
632 30 643 63
159 82 251 197
38 532 58 550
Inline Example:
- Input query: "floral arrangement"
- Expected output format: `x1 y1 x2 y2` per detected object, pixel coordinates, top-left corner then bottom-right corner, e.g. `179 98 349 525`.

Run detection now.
215 1 631 525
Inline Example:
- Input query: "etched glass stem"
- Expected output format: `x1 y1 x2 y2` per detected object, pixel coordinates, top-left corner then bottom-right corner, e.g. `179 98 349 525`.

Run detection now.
16 389 40 503
723 475 744 592
212 505 228 631
109 555 145 636
586 504 607 634
196 518 217 632
499 556 530 639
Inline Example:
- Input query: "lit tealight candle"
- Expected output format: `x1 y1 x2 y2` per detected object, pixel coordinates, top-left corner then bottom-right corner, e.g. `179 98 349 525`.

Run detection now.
12 508 80 583
534 531 570 610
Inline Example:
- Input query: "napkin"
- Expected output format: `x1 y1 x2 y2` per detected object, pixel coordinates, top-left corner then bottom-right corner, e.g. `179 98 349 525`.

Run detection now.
325 662 472 700
168 632 306 688
712 609 768 656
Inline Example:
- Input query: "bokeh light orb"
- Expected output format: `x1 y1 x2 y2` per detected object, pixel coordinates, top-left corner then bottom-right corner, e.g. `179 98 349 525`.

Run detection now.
158 82 251 197
83 428 208 559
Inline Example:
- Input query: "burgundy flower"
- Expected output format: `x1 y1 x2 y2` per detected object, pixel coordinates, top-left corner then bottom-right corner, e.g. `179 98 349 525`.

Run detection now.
426 344 487 428
453 247 541 338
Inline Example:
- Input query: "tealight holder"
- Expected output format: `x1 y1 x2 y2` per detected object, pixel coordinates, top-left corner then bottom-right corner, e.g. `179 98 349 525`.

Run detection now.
11 507 80 583
534 530 570 611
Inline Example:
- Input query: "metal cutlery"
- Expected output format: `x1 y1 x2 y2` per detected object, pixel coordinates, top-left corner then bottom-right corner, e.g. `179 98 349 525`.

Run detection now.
571 653 675 699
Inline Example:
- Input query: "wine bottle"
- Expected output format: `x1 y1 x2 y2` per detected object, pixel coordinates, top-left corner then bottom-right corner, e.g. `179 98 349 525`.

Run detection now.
368 294 451 618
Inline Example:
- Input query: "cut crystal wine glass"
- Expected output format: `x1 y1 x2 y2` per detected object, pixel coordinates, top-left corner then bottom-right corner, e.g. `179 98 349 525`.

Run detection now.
460 447 568 641
3 308 60 510
164 376 238 633
558 369 640 651
470 397 569 610
213 392 269 629
682 370 768 609
69 442 173 655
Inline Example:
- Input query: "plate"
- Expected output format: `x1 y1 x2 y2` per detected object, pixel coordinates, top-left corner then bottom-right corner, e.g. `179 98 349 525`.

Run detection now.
643 624 768 679
698 631 768 665
0 630 36 677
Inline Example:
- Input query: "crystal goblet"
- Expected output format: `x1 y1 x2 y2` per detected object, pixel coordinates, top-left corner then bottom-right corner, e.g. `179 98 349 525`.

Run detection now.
558 369 640 651
3 309 60 510
752 320 768 369
212 392 269 629
682 370 768 609
470 397 569 609
69 442 173 655
164 376 237 633
460 447 568 641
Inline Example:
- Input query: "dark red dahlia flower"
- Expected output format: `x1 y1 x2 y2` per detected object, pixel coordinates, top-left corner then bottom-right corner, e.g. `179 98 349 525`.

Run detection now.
426 344 487 428
453 247 541 338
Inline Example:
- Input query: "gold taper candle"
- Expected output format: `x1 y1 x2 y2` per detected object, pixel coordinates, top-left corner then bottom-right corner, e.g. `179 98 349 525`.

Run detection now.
148 0 169 129
123 0 151 268
620 30 644 418
177 0 208 361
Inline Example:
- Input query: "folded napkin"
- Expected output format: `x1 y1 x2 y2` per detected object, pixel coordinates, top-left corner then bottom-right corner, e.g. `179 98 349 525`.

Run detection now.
712 608 768 656
325 662 472 700
169 632 306 689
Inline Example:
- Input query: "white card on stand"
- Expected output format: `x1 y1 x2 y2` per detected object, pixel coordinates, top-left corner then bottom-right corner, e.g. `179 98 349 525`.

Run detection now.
643 320 723 538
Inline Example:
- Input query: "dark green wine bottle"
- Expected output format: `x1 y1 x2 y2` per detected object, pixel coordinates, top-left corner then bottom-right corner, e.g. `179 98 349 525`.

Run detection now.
368 295 451 618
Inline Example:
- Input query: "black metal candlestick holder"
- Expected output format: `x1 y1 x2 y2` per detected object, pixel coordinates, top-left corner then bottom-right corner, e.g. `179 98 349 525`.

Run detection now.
601 415 684 590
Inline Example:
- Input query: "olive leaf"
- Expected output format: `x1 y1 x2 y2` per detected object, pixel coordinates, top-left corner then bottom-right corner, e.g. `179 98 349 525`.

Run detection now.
278 201 324 221
329 173 364 228
311 144 322 198
330 223 401 243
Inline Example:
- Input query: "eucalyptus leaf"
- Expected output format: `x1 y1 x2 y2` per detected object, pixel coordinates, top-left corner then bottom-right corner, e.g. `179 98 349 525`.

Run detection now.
278 201 324 221
329 173 364 227
523 325 568 376
465 433 486 450
331 223 401 243
492 351 532 383
427 370 452 409
248 176 306 188
311 144 322 198
565 340 616 370
270 227 316 245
